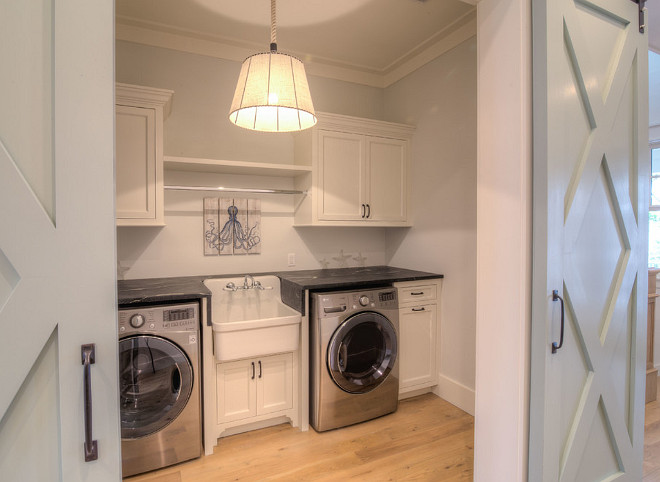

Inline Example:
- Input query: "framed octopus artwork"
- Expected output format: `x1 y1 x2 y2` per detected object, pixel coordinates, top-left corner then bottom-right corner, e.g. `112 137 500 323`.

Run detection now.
203 197 261 255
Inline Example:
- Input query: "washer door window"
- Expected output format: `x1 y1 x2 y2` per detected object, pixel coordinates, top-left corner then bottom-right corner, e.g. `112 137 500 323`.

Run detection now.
327 311 397 394
119 335 193 439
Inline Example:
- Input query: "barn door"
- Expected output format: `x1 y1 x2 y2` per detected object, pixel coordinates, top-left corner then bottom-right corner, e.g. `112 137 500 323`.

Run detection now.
0 1 120 480
530 0 649 480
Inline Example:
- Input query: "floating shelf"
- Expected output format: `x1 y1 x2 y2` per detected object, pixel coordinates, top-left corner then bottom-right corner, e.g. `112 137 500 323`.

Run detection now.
164 156 312 177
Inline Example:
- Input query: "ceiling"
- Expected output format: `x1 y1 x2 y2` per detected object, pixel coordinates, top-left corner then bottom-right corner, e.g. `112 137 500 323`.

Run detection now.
115 0 477 87
116 0 659 86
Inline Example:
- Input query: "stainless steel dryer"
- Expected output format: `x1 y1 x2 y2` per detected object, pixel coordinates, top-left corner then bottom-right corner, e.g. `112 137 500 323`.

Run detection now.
118 302 201 477
310 287 399 432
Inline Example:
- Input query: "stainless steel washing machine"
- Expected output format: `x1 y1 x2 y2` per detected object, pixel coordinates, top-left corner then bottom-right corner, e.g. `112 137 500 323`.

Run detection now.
118 302 201 477
310 287 399 432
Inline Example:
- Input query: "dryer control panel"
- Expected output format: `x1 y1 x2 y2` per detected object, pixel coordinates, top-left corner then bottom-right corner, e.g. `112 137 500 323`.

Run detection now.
316 288 398 318
118 302 199 335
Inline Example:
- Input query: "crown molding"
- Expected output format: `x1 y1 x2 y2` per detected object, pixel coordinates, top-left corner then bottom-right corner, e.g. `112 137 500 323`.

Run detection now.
383 12 476 87
116 11 477 88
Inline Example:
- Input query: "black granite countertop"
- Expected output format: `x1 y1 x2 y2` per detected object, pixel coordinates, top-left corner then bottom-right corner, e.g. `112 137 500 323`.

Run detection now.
117 266 443 321
277 266 443 315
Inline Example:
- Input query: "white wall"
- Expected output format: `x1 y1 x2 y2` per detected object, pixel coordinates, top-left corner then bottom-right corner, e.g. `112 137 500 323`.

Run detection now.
383 37 478 412
115 41 388 279
474 0 532 479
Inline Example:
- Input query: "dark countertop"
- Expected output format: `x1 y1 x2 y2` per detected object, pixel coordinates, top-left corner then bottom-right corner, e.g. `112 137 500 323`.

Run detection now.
118 275 210 306
117 266 443 321
277 266 443 314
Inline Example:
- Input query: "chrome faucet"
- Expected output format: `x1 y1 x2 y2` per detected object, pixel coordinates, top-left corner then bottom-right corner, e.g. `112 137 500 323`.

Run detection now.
243 274 255 290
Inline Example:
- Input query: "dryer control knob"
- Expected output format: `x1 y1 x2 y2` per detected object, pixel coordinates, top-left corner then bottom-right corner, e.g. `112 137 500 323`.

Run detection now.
129 314 146 328
359 295 370 307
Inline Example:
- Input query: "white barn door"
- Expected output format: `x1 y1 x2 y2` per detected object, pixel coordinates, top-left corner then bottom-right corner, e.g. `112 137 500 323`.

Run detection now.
0 1 120 480
530 0 649 480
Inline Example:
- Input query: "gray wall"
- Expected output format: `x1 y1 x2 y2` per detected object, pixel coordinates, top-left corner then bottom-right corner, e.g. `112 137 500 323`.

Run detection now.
384 37 478 399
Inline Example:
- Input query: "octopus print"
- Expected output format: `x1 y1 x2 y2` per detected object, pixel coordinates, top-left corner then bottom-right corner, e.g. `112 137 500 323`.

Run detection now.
204 198 261 255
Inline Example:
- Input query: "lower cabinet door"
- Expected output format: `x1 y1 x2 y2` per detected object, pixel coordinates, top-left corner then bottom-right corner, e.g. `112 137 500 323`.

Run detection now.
399 304 437 391
216 359 257 423
217 353 293 424
257 353 294 416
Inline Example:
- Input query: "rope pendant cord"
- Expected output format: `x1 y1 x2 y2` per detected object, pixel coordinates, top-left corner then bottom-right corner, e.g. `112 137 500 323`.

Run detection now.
270 0 277 50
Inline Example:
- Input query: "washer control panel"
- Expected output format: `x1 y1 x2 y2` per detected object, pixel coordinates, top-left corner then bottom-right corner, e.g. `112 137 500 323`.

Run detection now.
317 288 398 318
119 302 199 335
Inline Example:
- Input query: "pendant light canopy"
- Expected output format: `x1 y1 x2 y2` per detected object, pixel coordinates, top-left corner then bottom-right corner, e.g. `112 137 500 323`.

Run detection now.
229 0 317 132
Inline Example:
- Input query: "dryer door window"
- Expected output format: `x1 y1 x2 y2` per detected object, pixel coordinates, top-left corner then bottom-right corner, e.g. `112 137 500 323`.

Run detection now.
119 335 193 439
327 311 398 394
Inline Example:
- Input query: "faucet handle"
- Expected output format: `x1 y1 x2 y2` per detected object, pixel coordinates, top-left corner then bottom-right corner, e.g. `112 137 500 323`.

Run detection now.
253 280 273 290
224 282 237 291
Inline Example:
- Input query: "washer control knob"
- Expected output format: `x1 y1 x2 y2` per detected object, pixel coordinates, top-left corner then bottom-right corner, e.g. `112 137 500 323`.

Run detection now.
129 314 145 328
359 295 370 307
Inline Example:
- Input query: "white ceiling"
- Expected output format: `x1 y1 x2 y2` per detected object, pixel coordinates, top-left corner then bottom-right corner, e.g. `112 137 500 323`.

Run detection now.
115 0 477 87
116 0 659 85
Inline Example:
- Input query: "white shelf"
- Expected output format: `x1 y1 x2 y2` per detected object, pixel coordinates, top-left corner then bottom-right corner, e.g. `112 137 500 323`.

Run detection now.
164 156 312 177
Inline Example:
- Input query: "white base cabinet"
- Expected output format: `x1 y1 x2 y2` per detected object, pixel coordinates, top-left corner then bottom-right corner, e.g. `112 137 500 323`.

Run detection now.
214 352 297 437
394 280 442 396
399 303 437 390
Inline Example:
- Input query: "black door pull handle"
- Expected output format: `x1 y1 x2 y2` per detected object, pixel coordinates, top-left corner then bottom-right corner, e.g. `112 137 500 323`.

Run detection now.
82 344 98 462
551 290 565 354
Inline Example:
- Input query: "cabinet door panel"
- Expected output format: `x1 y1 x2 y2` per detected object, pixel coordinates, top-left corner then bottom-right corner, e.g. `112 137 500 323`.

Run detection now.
367 138 407 221
257 353 293 415
399 304 437 391
216 360 256 423
116 105 156 220
318 131 366 220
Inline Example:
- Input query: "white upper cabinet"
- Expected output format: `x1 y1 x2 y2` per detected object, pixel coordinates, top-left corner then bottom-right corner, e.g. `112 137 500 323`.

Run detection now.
366 137 407 222
115 83 173 226
317 131 366 221
294 112 414 226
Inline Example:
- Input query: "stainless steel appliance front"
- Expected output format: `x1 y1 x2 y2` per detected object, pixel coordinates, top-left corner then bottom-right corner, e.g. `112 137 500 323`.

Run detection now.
310 288 399 432
118 302 201 477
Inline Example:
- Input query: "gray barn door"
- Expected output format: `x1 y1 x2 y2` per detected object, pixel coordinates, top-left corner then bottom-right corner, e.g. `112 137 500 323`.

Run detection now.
530 0 649 480
0 1 120 480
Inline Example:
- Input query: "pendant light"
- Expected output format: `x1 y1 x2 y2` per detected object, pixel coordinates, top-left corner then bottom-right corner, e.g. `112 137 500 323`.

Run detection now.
229 0 317 132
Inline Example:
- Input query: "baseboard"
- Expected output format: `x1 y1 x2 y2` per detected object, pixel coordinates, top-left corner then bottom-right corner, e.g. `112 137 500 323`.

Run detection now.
433 374 475 416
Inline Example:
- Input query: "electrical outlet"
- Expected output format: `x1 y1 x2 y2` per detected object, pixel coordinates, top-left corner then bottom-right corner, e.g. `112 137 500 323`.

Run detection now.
287 253 296 267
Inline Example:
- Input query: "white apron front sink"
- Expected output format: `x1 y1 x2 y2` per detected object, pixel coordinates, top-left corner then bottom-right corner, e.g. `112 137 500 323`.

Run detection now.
204 276 301 362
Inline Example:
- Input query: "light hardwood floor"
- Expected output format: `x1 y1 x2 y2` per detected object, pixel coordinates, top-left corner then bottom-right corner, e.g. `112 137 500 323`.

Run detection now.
646 382 660 481
125 393 474 481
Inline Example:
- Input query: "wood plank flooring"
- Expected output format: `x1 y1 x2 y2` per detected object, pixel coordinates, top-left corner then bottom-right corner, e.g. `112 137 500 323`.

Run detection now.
646 382 660 481
125 393 474 481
